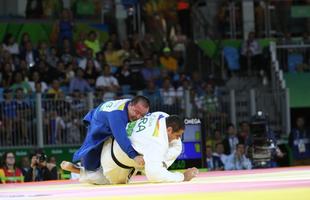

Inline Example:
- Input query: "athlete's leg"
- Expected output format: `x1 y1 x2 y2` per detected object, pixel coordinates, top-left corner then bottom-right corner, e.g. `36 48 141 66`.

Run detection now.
100 138 133 184
60 161 80 174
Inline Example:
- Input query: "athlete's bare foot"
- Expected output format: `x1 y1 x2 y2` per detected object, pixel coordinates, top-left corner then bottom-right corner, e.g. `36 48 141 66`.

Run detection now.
61 161 81 174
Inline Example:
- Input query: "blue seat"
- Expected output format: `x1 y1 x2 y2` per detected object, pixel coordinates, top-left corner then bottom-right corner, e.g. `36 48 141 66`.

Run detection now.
223 47 240 71
0 87 3 100
288 54 303 72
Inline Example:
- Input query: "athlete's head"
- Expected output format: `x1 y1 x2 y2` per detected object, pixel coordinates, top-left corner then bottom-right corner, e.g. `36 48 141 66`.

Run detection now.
166 115 185 142
128 95 150 121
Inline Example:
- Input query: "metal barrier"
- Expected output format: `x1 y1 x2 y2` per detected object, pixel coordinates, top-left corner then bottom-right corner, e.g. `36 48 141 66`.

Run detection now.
0 91 186 148
0 96 37 147
196 85 291 139
269 42 291 136
0 83 291 148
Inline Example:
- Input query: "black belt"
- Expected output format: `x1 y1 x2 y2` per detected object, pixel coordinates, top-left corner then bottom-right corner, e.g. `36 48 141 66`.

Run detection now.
111 138 136 179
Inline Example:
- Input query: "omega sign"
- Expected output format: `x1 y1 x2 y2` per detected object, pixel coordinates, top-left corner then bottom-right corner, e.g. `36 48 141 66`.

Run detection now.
184 118 201 124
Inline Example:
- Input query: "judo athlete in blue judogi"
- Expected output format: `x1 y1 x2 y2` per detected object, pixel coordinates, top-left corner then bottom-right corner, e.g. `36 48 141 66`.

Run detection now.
73 96 150 172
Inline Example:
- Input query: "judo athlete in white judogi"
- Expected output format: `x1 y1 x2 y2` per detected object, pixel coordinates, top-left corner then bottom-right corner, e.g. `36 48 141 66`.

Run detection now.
62 112 198 184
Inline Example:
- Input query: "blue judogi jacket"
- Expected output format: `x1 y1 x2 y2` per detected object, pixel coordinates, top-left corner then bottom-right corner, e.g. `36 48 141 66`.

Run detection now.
73 99 139 170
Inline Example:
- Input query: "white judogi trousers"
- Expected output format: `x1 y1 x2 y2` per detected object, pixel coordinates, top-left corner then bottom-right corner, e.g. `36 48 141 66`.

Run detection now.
79 137 141 184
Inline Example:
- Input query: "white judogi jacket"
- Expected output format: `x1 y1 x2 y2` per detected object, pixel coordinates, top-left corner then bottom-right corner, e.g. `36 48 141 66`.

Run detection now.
100 111 184 184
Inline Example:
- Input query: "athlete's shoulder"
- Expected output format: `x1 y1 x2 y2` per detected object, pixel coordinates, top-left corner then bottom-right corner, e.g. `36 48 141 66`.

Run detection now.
98 99 131 112
148 111 169 119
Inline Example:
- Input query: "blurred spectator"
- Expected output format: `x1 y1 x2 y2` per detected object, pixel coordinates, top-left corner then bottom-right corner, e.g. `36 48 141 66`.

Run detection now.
159 78 177 112
109 32 122 50
205 145 224 171
46 47 60 68
224 143 252 170
240 32 263 75
141 57 160 82
48 156 57 165
51 8 74 46
10 72 32 94
66 59 78 80
95 64 120 100
47 79 63 99
14 88 31 144
130 32 143 56
191 71 205 96
289 116 310 165
223 123 240 155
213 142 227 165
160 47 178 73
0 89 17 145
119 39 131 61
114 59 134 94
0 152 23 183
129 69 146 92
170 25 187 68
61 43 74 65
143 80 161 105
201 83 220 114
18 60 30 79
44 95 68 144
69 68 92 93
104 41 126 71
20 41 39 69
37 41 50 61
238 121 252 148
84 31 101 57
139 33 157 58
24 153 58 182
78 48 101 71
143 3 167 45
176 76 191 112
25 0 44 19
96 51 107 68
43 0 63 18
83 59 99 87
28 71 48 93
20 32 32 53
206 129 223 150
1 62 14 88
2 34 19 56
20 156 30 176
75 32 87 57
33 61 58 84
65 113 82 144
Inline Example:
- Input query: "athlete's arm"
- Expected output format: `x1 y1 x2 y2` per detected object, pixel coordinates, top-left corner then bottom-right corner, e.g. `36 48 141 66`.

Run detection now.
143 143 184 182
107 111 139 159
163 138 182 168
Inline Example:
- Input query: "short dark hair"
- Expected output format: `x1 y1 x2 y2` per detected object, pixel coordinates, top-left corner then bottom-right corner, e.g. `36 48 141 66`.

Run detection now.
215 142 224 148
166 115 185 132
130 95 150 108
236 143 245 148
227 123 235 129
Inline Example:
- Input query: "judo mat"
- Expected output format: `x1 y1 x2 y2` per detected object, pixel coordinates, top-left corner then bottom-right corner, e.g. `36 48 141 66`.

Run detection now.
1 166 310 200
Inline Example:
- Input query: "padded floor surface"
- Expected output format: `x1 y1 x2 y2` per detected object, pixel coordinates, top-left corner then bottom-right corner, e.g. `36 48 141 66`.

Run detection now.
1 166 310 200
